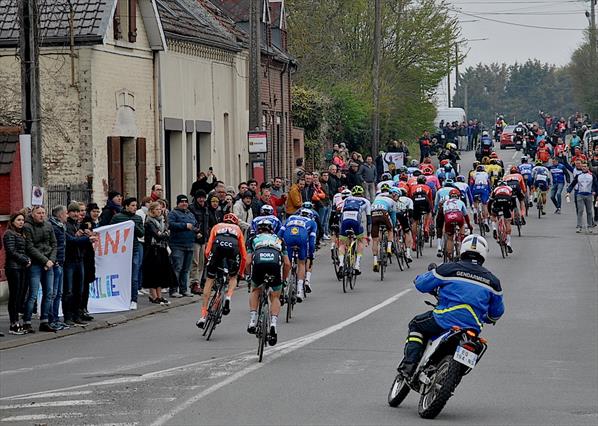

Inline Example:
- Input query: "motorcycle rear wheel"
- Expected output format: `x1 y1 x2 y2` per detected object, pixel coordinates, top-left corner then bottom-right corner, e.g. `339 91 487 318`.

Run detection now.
388 374 410 407
418 355 463 419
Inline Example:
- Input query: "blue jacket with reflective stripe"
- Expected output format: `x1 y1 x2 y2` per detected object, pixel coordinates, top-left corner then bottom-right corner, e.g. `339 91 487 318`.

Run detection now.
414 260 504 332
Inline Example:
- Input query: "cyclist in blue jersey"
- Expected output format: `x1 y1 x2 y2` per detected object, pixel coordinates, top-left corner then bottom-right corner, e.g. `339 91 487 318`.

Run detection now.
371 183 398 272
279 208 317 301
531 160 551 214
338 185 372 276
547 157 572 214
454 175 474 208
435 163 456 186
470 165 492 233
249 205 282 236
299 206 318 293
518 156 534 189
434 179 457 258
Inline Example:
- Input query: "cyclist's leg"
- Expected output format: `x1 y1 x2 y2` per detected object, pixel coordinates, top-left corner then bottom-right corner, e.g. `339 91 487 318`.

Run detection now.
355 235 365 272
199 251 219 322
435 212 444 256
247 285 261 333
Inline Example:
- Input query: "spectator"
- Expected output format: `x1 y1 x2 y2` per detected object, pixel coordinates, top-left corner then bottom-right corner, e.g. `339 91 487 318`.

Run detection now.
22 206 57 333
48 205 67 330
234 182 249 201
302 172 316 204
135 197 151 294
350 151 364 164
207 195 222 232
396 140 410 160
233 191 255 235
375 150 385 181
294 158 305 180
359 155 377 201
256 189 275 215
247 179 262 217
346 162 364 189
150 184 164 202
567 163 597 233
286 178 305 215
190 167 218 198
332 151 346 171
270 177 286 218
64 203 92 325
419 130 432 163
111 198 144 309
318 171 332 240
327 165 342 196
3 212 31 335
338 142 350 163
189 190 209 292
143 202 175 305
81 203 101 319
168 195 197 298
99 191 123 226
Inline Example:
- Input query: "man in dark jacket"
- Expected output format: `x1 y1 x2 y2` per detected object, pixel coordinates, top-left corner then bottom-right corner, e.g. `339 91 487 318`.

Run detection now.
346 162 364 189
359 156 377 201
23 206 58 333
111 198 144 308
49 205 67 329
168 195 198 297
327 165 342 196
189 190 209 291
99 191 123 226
64 203 93 325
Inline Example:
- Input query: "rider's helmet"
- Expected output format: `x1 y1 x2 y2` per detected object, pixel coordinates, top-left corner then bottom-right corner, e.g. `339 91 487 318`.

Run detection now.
509 165 519 174
398 187 408 197
490 159 499 165
460 234 489 264
440 159 450 167
476 165 485 172
521 156 528 163
473 161 480 168
300 208 313 218
398 166 408 174
389 187 400 196
482 130 489 137
341 188 352 199
417 176 427 184
456 175 466 182
443 179 455 187
301 201 314 210
449 188 461 199
380 183 391 193
223 213 239 225
256 218 274 233
351 185 364 196
443 164 453 172
410 160 419 167
535 160 543 166
447 143 457 151
517 121 523 126
260 204 274 216
490 152 499 159
496 180 507 187
481 156 490 164
412 169 422 177
381 172 392 181
422 166 433 176
399 173 408 181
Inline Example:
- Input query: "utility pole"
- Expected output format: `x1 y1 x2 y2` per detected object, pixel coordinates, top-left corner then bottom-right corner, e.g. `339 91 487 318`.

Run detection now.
590 0 597 65
447 49 451 108
464 83 468 115
372 0 382 156
19 0 43 188
249 0 262 130
454 42 459 107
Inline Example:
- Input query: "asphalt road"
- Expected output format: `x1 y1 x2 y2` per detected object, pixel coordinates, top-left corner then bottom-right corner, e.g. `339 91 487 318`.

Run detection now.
1 150 597 426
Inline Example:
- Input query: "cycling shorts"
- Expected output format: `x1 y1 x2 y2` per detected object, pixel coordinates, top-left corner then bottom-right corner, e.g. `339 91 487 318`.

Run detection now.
534 181 549 192
396 211 411 233
371 210 392 239
284 233 309 261
444 211 464 233
490 197 514 219
472 186 490 204
250 248 283 292
412 200 431 221
206 236 240 279
340 218 364 238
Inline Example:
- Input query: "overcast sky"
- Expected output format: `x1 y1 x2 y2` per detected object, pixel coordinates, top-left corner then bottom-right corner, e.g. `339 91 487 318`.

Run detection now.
449 0 591 68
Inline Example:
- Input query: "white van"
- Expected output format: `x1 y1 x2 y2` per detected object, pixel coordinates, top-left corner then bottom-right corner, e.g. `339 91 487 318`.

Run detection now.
434 108 466 128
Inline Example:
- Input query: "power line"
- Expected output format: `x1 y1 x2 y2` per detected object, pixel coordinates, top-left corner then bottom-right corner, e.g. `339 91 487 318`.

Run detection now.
464 10 587 16
450 8 587 31
450 0 582 4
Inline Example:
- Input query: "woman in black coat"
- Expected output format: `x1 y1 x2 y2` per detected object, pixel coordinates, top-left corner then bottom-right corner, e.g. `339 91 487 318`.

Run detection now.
3 212 31 334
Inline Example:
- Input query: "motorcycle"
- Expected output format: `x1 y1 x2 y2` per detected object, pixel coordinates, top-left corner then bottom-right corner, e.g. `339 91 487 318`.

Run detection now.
387 263 489 419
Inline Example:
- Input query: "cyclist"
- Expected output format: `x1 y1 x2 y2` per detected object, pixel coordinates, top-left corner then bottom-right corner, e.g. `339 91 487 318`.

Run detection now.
488 181 515 253
468 161 482 185
371 183 397 272
454 175 474 208
377 172 395 193
434 179 457 258
518 156 534 190
436 163 456 186
392 187 414 262
420 157 436 173
439 188 473 258
300 207 318 293
279 208 317 301
330 188 351 252
470 165 491 232
513 122 527 148
547 157 572 214
196 213 247 328
531 160 551 214
503 166 528 222
406 160 420 177
409 175 433 244
422 166 440 193
486 158 503 187
490 152 504 170
477 130 493 161
338 185 372 276
396 234 504 379
250 205 282 236
245 219 291 346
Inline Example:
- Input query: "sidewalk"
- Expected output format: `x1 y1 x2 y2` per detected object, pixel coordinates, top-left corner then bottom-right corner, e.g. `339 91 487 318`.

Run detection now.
0 291 201 351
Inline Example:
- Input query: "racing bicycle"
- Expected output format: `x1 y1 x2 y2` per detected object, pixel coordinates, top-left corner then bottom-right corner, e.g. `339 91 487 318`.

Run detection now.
201 265 229 341
496 211 509 258
341 230 358 293
379 225 389 281
255 274 276 363
284 247 299 323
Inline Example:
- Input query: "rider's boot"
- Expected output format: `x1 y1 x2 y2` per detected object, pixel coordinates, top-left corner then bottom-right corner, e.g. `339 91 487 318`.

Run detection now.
247 311 258 334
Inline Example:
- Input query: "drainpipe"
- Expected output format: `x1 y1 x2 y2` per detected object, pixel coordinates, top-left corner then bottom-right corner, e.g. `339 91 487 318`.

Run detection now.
279 60 288 180
153 50 163 187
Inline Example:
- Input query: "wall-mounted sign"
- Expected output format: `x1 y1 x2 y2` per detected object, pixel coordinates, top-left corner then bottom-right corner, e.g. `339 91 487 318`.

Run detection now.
248 131 268 153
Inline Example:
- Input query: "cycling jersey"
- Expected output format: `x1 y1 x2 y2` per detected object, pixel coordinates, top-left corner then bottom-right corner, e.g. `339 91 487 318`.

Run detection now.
471 171 491 203
441 199 468 233
376 180 395 193
205 223 248 279
532 166 551 190
332 193 345 211
547 163 569 185
250 215 282 235
340 196 372 238
489 185 515 219
434 187 453 213
436 169 456 184
503 173 527 194
371 193 397 213
454 181 474 206
406 167 419 177
247 233 287 291
280 215 317 260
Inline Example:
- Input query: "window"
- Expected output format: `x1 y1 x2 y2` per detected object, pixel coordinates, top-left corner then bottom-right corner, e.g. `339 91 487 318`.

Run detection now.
113 0 137 43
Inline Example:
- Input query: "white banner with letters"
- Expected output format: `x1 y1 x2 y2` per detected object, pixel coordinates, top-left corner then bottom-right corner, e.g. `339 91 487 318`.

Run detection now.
88 221 134 314
382 152 405 171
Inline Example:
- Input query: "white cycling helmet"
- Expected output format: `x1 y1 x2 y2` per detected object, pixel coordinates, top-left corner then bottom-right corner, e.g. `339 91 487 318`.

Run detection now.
482 131 489 137
341 189 351 198
460 234 489 263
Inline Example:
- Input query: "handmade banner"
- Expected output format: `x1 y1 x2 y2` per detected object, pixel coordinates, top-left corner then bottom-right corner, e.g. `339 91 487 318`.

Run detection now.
88 221 134 314
382 152 405 172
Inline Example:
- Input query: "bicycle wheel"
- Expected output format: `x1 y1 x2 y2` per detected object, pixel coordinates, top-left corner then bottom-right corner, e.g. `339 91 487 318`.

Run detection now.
332 247 340 279
202 291 219 337
349 243 357 290
342 255 349 293
394 241 405 271
285 276 295 323
380 234 386 281
258 298 269 362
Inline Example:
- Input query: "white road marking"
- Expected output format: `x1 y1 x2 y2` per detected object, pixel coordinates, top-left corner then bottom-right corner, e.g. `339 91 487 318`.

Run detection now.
150 288 412 426
0 399 99 410
511 150 519 160
0 357 97 376
8 390 93 400
1 413 84 422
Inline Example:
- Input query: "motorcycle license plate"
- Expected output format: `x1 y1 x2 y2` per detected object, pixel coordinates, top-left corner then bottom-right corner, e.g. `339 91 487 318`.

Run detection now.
454 346 478 368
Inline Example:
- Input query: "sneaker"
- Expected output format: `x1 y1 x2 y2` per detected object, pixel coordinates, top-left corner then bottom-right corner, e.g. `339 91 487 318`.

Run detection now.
322 234 331 240
9 324 25 335
73 318 89 326
80 313 94 322
50 322 64 331
196 317 206 329
129 301 138 310
296 288 305 303
39 322 58 332
159 297 171 305
64 319 76 327
588 228 593 234
57 321 70 330
405 254 413 263
576 227 582 233
541 210 546 215
507 245 513 254
354 268 361 276
170 292 183 298
22 324 35 334
137 290 144 296
373 263 380 272
247 319 257 334
181 292 193 298
268 325 278 346
223 298 231 316
555 208 560 214
484 223 490 233
161 288 169 293
521 217 526 225
493 229 498 239
305 282 312 293
436 249 442 258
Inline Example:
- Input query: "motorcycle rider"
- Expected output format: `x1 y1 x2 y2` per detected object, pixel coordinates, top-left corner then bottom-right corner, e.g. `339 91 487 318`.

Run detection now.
397 234 504 378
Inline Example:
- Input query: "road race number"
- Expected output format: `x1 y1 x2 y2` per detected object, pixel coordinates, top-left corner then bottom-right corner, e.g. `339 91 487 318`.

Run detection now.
342 211 359 221
453 345 478 369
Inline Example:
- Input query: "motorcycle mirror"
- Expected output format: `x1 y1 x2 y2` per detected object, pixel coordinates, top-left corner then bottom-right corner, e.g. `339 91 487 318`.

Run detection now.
427 263 437 271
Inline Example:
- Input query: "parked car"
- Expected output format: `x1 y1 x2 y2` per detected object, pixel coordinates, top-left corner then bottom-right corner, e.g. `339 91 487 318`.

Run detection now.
499 125 517 149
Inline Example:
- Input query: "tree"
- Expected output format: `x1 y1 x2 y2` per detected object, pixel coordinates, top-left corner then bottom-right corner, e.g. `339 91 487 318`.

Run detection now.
568 32 598 120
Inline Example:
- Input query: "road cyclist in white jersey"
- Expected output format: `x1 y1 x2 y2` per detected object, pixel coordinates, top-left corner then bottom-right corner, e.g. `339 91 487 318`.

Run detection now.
531 160 551 211
377 172 395 193
371 183 398 272
338 185 372 275
330 188 351 252
471 165 492 233
391 187 414 262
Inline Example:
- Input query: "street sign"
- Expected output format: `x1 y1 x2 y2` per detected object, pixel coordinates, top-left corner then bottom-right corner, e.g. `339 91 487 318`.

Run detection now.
248 131 268 153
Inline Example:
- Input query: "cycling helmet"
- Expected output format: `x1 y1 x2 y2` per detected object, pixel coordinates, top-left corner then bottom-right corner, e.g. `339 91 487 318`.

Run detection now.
509 165 518 174
449 188 461 199
341 188 351 199
399 173 408 181
398 187 408 197
412 170 422 177
410 160 419 167
482 156 490 164
443 179 454 187
443 164 452 172
521 156 528 163
417 176 427 184
300 208 313 218
389 187 400 195
260 204 274 216
476 165 485 172
490 152 498 159
456 175 466 182
398 166 408 174
380 183 391 193
535 160 543 166
301 201 314 210
447 143 457 150
496 180 507 187
482 131 489 137
256 218 274 233
440 159 450 167
351 185 364 196
223 213 239 225
473 161 480 168
381 172 392 181
517 121 523 126
490 159 499 165
422 167 433 176
460 234 489 264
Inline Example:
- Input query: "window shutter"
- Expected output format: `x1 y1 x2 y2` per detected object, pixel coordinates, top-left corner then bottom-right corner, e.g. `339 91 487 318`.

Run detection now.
107 137 122 193
136 137 147 198
128 0 137 42
113 1 122 40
